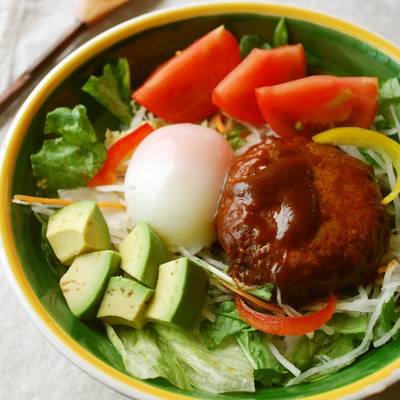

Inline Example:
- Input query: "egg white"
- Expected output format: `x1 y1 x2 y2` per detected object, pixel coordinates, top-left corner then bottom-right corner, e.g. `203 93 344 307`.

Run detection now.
124 123 234 250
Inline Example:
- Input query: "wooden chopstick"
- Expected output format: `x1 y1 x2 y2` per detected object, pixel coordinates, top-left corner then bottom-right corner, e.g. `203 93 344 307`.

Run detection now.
0 21 85 114
0 0 130 113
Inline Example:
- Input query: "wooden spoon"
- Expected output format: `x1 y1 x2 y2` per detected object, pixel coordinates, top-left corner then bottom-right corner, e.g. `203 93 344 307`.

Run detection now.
0 0 130 113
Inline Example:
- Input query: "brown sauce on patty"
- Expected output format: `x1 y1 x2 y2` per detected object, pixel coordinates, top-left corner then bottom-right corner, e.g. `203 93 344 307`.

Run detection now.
215 138 389 303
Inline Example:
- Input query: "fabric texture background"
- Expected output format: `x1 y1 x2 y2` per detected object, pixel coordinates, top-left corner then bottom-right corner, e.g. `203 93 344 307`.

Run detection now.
0 0 399 399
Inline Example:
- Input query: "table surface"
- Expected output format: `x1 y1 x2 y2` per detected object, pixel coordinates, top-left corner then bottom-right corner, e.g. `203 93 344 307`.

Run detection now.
1 0 400 399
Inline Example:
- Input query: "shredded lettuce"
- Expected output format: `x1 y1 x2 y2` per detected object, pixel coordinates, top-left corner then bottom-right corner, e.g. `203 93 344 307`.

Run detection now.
82 58 133 125
273 18 289 47
106 323 255 393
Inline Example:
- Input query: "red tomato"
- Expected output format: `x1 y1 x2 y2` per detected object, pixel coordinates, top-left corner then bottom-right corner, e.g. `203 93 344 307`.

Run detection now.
256 75 378 138
235 294 336 336
212 44 306 125
132 26 241 123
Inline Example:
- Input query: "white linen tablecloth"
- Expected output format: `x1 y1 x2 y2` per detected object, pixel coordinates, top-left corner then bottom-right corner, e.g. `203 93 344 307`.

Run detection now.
0 1 399 399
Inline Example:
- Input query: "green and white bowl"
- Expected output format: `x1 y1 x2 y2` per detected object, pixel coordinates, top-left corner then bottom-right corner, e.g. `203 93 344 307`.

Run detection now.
1 2 400 399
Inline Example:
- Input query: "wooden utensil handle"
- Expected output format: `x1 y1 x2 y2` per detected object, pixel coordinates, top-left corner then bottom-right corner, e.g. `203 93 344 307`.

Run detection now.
0 21 85 114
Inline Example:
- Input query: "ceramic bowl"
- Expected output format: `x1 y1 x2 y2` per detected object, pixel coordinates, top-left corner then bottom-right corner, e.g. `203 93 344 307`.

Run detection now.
2 2 400 399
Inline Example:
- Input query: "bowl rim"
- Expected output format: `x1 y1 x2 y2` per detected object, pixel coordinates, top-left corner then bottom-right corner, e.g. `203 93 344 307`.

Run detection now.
2 2 400 399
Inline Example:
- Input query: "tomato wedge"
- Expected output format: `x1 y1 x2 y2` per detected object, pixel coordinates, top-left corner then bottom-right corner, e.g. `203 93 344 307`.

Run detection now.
88 123 154 186
235 294 336 336
213 44 306 125
132 26 241 123
256 75 378 138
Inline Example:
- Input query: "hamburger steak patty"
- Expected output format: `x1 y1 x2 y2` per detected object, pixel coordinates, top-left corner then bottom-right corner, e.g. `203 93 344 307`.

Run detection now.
215 138 389 303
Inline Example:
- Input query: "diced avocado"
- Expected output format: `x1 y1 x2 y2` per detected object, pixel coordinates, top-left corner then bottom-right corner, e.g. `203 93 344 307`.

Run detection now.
146 257 208 331
46 201 111 265
119 221 171 288
97 276 153 329
60 250 120 320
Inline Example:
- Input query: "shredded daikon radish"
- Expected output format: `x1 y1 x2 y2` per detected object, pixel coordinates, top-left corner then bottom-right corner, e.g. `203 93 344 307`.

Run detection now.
276 287 301 317
31 204 58 215
202 308 216 323
339 145 365 162
320 325 335 336
358 285 369 301
93 185 127 193
199 253 229 272
58 187 123 203
365 149 385 169
334 299 380 313
210 279 233 294
129 105 148 129
286 262 400 386
267 341 301 377
208 294 234 304
233 122 274 157
178 247 235 285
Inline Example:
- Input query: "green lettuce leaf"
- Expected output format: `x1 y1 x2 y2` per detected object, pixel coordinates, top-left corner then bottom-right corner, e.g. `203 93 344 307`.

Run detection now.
106 324 167 380
82 58 133 125
200 301 250 349
287 331 329 371
246 283 274 301
374 297 400 340
225 126 247 151
376 77 400 131
287 331 360 377
273 18 289 47
317 335 356 360
327 314 368 335
31 138 106 191
380 78 400 103
239 34 271 58
236 331 288 387
107 323 255 393
44 105 97 145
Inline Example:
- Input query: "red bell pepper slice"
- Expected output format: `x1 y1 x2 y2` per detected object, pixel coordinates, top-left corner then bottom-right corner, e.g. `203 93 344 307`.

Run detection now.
235 294 336 336
89 123 154 186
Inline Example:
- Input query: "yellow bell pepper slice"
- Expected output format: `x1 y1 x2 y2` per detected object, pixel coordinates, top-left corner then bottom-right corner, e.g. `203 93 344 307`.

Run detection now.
313 127 400 205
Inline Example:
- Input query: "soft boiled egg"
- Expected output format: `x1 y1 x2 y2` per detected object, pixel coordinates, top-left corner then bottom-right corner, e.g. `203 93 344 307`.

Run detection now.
124 123 234 250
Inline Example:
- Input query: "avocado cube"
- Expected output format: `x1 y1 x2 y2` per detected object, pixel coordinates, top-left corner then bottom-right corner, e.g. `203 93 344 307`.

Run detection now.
60 250 120 320
97 276 154 329
119 221 171 288
47 201 111 265
146 257 208 331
